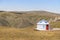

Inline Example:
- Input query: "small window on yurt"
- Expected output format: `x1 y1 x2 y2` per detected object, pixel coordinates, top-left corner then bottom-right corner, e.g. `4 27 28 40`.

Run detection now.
45 22 47 23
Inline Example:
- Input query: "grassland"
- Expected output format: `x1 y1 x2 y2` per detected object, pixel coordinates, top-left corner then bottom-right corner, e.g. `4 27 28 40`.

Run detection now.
0 26 60 40
0 11 60 40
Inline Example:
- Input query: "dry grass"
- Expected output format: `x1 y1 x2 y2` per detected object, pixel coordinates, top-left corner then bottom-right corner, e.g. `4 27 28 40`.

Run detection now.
0 11 60 40
0 26 60 40
51 21 60 28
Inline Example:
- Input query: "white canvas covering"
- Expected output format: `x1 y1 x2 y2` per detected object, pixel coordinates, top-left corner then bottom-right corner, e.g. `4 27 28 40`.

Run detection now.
37 19 49 24
36 19 49 30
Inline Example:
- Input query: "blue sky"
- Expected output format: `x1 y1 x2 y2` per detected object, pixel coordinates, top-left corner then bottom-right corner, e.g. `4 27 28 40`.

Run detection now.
0 0 60 13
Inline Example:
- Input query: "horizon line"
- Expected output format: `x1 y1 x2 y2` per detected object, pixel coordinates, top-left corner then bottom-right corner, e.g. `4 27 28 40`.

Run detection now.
0 10 60 14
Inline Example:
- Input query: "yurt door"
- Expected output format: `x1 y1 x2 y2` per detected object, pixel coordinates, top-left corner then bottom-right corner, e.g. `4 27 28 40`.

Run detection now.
46 25 49 30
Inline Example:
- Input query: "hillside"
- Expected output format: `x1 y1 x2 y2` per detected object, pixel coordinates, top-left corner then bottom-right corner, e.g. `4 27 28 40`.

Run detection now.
0 11 60 40
0 11 60 28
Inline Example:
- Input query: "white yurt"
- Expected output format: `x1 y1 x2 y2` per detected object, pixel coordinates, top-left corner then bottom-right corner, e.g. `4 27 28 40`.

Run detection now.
36 19 50 30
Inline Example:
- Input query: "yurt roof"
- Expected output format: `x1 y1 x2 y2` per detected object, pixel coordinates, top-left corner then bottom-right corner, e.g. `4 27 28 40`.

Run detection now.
37 19 49 24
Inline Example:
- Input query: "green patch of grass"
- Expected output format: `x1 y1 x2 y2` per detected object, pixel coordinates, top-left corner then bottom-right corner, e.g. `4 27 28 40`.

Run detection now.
51 21 60 28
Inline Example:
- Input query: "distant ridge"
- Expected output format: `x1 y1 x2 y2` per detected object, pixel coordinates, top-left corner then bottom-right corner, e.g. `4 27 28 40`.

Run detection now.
0 10 59 14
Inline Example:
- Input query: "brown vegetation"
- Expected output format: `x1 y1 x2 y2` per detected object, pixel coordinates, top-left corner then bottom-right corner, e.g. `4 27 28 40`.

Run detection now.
0 11 60 40
0 11 60 28
0 27 60 40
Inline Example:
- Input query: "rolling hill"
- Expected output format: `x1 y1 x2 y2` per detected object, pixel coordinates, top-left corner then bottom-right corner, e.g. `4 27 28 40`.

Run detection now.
0 11 60 28
0 11 60 40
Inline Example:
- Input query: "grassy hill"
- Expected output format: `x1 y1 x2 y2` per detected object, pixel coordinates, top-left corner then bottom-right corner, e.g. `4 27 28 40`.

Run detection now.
0 11 59 27
0 11 60 28
0 11 60 40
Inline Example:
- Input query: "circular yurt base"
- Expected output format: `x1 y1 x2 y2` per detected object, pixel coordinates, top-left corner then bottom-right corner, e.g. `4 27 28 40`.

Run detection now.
34 28 50 31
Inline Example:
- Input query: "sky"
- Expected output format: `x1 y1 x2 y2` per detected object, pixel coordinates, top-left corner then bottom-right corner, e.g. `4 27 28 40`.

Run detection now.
0 0 60 13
